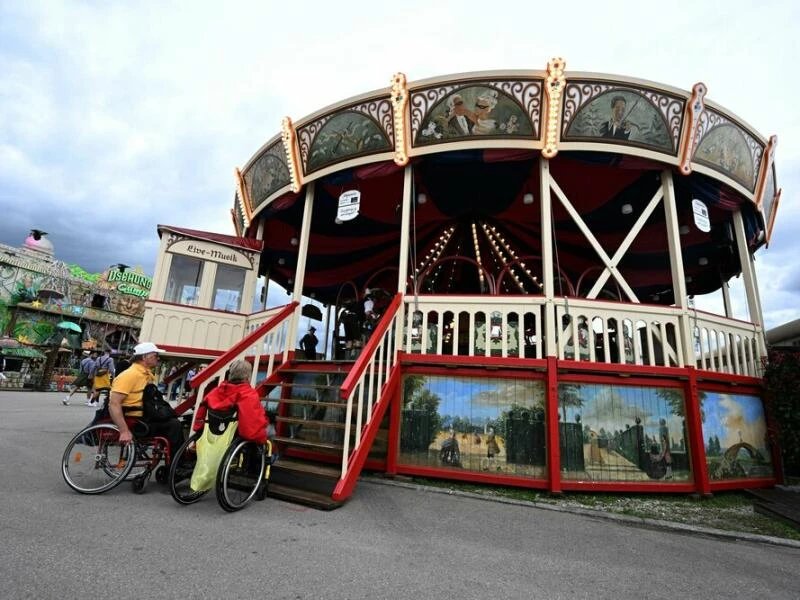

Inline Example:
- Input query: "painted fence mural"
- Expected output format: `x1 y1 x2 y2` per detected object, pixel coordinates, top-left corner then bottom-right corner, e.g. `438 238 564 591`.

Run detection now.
558 382 690 483
400 374 547 477
700 390 773 480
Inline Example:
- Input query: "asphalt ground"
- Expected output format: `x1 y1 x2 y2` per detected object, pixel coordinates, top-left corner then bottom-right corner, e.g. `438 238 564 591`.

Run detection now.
1 390 799 600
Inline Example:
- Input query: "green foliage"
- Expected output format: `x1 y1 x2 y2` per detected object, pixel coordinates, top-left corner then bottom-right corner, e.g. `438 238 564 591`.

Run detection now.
503 402 545 423
763 348 800 477
402 377 442 447
67 264 101 283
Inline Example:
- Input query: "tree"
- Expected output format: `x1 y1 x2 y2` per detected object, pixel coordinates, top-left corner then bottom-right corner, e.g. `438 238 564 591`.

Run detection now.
656 387 706 421
762 348 800 477
558 383 583 422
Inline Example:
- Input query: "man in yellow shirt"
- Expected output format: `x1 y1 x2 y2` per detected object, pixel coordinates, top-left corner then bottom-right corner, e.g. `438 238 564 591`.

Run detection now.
109 342 184 457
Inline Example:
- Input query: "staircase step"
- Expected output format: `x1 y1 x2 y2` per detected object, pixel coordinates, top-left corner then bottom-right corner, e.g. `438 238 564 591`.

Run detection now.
273 435 344 452
277 398 346 409
274 457 341 479
277 416 347 429
266 482 343 511
275 382 343 390
270 457 341 496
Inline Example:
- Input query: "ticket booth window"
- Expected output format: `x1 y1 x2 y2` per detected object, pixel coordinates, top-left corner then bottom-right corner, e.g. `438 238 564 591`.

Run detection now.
165 255 204 306
212 263 247 312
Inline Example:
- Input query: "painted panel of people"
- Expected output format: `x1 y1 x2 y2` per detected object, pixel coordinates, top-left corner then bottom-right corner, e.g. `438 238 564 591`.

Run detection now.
418 86 532 144
399 374 546 477
557 382 690 483
564 89 673 152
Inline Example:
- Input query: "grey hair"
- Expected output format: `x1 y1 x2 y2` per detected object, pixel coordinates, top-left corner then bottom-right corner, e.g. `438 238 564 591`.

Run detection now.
227 359 252 383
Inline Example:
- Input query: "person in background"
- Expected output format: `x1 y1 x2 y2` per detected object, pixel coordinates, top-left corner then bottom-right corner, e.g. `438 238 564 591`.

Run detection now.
115 353 131 375
88 349 115 408
192 359 268 444
300 326 318 360
63 350 97 406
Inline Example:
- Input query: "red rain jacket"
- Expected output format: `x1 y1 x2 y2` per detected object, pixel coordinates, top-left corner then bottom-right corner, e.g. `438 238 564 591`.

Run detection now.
193 381 268 444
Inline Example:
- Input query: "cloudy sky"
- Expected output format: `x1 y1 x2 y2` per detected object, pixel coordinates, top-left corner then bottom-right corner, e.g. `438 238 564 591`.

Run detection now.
1 1 797 329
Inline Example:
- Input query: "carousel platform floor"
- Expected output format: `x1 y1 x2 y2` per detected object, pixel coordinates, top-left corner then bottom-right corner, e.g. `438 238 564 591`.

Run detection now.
746 486 800 531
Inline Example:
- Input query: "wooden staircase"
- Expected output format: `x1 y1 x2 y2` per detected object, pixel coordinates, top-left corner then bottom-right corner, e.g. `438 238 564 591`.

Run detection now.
260 360 361 510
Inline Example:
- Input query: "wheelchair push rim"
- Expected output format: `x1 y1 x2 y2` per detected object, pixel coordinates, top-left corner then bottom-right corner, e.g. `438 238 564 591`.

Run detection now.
168 431 207 505
215 439 266 512
62 424 136 494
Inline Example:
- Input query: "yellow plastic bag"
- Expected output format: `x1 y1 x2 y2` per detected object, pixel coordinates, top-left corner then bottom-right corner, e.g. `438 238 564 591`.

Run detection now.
190 420 238 492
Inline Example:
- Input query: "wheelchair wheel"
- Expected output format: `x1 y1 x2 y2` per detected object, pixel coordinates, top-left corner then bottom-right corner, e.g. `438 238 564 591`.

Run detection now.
62 424 135 494
216 438 266 512
168 431 207 505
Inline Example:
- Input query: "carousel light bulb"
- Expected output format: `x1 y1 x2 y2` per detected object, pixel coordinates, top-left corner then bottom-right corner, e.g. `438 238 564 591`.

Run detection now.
417 193 427 205
698 257 708 266
278 258 286 265
290 237 299 246
621 204 633 215
523 193 534 205
679 225 690 235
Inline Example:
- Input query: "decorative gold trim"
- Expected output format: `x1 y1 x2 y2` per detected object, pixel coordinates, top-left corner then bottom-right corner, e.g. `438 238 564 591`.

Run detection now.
754 134 778 209
679 82 707 174
391 72 409 166
281 116 302 193
766 187 781 247
542 57 566 158
234 167 252 223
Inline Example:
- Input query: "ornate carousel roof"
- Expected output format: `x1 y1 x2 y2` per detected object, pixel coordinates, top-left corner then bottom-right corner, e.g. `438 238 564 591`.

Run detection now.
230 60 781 305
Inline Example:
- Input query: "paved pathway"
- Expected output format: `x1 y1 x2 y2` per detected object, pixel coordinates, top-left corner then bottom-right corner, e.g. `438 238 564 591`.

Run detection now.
1 391 799 600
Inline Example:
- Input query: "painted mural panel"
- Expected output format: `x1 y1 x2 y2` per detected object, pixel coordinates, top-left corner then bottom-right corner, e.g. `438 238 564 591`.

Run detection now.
414 85 536 146
700 391 773 480
692 108 762 192
694 124 755 191
559 383 691 483
562 83 683 154
244 141 290 209
399 374 547 477
298 98 394 175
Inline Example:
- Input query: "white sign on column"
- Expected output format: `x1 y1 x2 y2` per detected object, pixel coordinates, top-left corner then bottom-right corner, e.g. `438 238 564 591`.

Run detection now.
337 190 361 222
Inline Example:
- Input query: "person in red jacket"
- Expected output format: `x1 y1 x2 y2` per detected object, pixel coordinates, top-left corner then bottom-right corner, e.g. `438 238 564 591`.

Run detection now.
193 359 268 444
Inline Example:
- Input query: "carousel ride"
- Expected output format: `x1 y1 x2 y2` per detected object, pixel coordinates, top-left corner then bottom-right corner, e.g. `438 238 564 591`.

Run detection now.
145 59 782 500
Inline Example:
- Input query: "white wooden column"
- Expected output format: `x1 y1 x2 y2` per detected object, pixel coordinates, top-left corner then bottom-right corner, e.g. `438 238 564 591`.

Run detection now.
539 157 556 357
662 169 693 366
733 210 767 357
396 165 413 295
395 165 413 355
287 182 315 358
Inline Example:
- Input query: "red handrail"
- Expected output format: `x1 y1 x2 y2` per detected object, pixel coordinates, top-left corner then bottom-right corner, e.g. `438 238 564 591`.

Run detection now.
190 301 298 390
339 293 402 400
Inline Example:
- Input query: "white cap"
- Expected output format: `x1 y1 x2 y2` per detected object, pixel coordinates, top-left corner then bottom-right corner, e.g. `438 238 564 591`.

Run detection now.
133 342 164 356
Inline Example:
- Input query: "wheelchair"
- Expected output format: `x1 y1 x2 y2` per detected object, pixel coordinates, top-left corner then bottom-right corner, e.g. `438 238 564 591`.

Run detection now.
61 419 172 495
169 406 274 512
